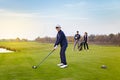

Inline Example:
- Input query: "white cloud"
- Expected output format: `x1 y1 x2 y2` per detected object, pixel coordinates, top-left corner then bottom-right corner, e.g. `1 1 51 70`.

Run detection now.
0 9 35 17
64 1 87 8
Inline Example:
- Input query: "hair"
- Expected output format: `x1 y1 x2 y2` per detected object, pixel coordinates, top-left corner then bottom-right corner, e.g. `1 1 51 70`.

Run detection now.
85 32 88 34
56 27 61 29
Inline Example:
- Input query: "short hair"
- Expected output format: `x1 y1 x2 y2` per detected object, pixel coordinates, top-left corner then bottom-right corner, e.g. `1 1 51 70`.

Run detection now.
85 32 87 34
56 27 61 28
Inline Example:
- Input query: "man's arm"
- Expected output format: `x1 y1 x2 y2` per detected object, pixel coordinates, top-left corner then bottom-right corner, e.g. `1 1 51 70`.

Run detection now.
54 32 63 47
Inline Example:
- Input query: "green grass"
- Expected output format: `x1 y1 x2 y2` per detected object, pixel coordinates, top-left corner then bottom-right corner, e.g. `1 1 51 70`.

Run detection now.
0 41 120 80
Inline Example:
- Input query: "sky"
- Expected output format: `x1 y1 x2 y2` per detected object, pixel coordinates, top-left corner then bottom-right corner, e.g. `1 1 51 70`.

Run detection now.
0 0 120 40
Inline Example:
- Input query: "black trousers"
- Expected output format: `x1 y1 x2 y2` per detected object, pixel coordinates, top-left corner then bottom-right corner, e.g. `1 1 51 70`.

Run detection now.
84 42 89 50
60 46 67 65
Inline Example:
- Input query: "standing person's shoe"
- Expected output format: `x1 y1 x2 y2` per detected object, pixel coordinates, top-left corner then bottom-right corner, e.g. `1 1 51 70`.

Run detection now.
60 65 68 68
57 63 64 66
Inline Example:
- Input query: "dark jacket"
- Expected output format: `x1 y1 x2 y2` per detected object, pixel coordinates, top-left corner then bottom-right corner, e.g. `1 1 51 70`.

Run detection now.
54 30 68 47
74 34 81 40
84 35 88 42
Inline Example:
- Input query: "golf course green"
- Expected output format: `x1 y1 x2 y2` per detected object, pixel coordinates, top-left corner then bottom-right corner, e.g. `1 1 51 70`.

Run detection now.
0 41 120 80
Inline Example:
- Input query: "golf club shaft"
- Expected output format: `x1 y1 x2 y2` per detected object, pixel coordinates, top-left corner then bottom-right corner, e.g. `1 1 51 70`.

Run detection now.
36 49 55 67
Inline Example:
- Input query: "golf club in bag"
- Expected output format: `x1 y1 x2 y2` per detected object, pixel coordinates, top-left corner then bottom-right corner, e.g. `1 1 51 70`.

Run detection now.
32 49 55 69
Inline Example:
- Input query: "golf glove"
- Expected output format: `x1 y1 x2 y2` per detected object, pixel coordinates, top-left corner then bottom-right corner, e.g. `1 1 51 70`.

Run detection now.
54 45 58 49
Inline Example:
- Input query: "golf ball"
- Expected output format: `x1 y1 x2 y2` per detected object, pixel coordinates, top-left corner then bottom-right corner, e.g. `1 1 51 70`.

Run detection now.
101 65 107 69
32 66 37 69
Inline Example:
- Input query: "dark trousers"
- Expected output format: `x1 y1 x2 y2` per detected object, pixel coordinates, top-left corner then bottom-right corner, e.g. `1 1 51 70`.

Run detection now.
60 46 67 65
84 42 89 50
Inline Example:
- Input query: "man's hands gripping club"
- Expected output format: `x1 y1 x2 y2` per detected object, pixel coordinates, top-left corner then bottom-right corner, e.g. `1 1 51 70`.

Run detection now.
54 45 58 50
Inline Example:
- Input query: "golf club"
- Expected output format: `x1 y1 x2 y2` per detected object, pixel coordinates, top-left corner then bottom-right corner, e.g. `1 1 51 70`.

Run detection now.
32 49 55 69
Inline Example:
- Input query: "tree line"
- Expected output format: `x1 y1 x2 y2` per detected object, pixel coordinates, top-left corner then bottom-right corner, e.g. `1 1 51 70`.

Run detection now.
89 33 120 45
35 33 120 46
0 37 28 42
0 33 120 46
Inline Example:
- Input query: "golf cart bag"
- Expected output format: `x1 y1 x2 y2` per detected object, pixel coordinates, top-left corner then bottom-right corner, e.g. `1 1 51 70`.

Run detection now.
78 41 84 51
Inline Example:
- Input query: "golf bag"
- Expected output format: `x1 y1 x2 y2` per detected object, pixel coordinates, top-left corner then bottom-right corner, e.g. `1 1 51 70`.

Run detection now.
78 41 84 51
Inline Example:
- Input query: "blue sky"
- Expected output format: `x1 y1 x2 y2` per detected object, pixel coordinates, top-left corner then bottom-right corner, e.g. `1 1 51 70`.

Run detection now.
0 0 120 39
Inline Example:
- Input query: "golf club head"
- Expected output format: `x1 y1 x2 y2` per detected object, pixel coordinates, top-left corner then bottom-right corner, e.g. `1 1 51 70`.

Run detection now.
32 66 37 69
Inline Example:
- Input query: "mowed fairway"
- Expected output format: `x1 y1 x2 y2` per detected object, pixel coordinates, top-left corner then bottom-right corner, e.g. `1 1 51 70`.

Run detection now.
0 41 120 80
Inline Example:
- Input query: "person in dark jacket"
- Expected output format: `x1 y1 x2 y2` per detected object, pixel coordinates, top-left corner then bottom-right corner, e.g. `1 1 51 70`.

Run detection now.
83 32 89 50
54 25 68 68
73 31 81 50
